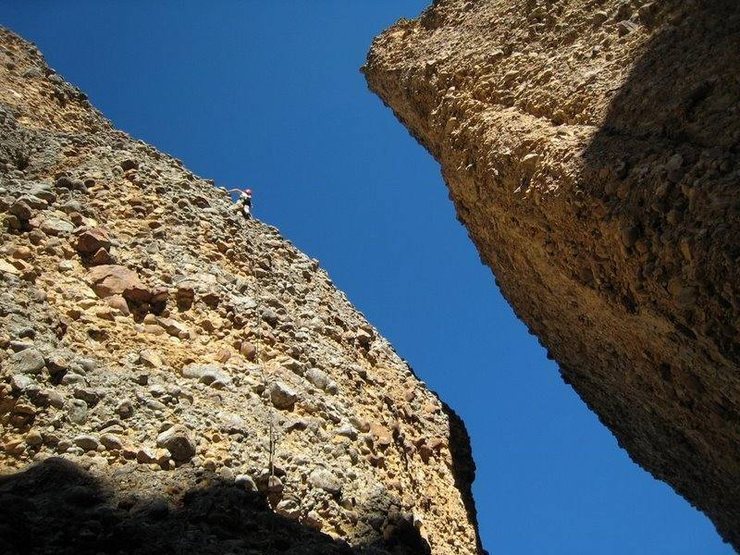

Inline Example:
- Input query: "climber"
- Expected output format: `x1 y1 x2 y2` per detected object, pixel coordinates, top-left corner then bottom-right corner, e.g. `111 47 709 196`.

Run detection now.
238 189 253 219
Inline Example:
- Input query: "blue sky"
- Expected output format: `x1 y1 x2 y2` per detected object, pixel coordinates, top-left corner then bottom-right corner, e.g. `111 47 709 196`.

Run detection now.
1 2 732 553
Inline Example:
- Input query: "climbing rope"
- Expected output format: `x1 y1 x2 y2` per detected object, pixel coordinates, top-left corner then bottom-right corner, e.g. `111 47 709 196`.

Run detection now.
245 241 280 550
244 232 278 487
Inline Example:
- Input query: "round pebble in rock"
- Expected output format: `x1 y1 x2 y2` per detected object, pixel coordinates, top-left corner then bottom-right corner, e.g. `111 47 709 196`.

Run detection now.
74 434 100 452
67 399 88 424
308 467 342 495
269 381 297 410
9 348 46 375
156 425 196 462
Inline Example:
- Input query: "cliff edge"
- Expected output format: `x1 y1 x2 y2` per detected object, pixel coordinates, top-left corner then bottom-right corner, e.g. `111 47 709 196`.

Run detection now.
365 0 739 548
0 28 482 554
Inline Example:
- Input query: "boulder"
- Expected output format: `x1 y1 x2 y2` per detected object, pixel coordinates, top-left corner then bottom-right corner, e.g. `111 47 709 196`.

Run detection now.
35 215 74 236
75 227 111 255
9 200 32 221
304 367 332 392
308 467 342 495
156 425 195 462
269 381 297 410
7 348 46 375
87 265 151 302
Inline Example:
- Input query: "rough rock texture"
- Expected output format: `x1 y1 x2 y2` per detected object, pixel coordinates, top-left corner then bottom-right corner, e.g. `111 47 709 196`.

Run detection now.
364 0 739 548
0 29 482 554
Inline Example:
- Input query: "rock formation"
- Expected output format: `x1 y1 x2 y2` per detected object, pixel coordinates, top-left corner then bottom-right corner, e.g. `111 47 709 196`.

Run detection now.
0 29 482 554
364 0 739 548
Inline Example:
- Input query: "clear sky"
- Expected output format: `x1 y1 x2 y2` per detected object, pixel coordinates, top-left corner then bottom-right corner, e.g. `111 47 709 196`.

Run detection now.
1 2 732 553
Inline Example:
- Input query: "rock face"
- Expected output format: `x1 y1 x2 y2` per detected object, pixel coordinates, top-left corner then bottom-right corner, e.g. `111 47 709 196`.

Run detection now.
364 0 739 548
0 29 482 554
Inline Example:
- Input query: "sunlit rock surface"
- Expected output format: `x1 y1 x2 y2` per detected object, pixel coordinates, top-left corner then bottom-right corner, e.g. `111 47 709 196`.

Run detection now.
0 28 482 554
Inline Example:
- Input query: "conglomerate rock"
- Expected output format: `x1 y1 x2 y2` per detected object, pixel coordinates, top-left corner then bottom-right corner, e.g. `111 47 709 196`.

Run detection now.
364 0 739 548
0 28 482 554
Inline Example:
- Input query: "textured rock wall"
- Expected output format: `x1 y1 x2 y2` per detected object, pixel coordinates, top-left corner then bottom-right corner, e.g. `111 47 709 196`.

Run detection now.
364 0 739 548
0 29 482 554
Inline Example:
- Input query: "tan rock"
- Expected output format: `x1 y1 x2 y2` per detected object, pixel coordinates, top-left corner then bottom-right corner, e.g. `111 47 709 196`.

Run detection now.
106 294 130 316
93 306 116 321
369 423 392 449
139 350 163 368
0 259 20 275
157 317 190 339
11 246 33 260
25 430 43 447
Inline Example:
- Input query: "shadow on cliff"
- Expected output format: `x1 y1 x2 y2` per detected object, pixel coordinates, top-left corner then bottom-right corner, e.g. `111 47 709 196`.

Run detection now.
580 0 738 335
440 401 484 554
0 457 432 555
577 0 739 548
